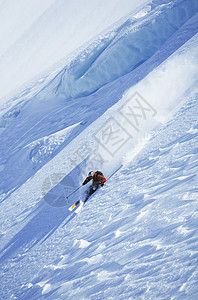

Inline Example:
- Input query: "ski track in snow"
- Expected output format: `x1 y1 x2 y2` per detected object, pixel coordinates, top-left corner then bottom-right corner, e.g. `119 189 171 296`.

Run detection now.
0 0 198 299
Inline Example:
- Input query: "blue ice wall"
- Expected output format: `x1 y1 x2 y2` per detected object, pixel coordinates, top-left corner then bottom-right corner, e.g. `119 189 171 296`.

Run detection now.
55 0 198 98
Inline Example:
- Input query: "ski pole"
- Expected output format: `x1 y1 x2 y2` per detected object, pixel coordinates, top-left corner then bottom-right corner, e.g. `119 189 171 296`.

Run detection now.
106 164 123 182
66 185 82 199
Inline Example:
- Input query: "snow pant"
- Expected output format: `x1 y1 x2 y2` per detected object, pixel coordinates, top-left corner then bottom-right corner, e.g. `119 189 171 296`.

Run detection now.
88 183 100 196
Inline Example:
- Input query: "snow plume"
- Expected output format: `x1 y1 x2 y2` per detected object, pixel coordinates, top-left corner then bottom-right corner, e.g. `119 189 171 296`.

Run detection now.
71 34 198 178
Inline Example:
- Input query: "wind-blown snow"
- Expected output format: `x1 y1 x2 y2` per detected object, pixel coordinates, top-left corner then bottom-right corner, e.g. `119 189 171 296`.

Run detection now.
0 0 198 299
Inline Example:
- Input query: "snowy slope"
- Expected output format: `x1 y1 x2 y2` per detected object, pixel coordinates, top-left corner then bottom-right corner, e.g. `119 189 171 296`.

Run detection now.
1 0 197 197
18 85 198 300
0 0 198 299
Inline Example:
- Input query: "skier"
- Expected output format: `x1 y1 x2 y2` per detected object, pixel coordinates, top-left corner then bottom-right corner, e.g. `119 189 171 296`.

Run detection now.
82 171 106 199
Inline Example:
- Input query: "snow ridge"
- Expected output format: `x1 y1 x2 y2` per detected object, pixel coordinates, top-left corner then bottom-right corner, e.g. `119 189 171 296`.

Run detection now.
46 0 198 99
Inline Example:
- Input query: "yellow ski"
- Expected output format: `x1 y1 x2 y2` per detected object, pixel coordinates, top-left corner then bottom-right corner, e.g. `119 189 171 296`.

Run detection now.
68 200 80 211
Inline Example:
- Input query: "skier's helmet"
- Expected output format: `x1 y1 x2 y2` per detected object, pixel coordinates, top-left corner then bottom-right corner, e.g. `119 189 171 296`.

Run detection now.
88 171 94 178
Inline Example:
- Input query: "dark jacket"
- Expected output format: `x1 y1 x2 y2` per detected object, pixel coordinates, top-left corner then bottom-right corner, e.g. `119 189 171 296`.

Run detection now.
83 171 106 186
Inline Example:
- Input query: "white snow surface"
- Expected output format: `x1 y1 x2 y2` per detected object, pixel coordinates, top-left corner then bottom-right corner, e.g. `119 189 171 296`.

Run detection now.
0 0 198 299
